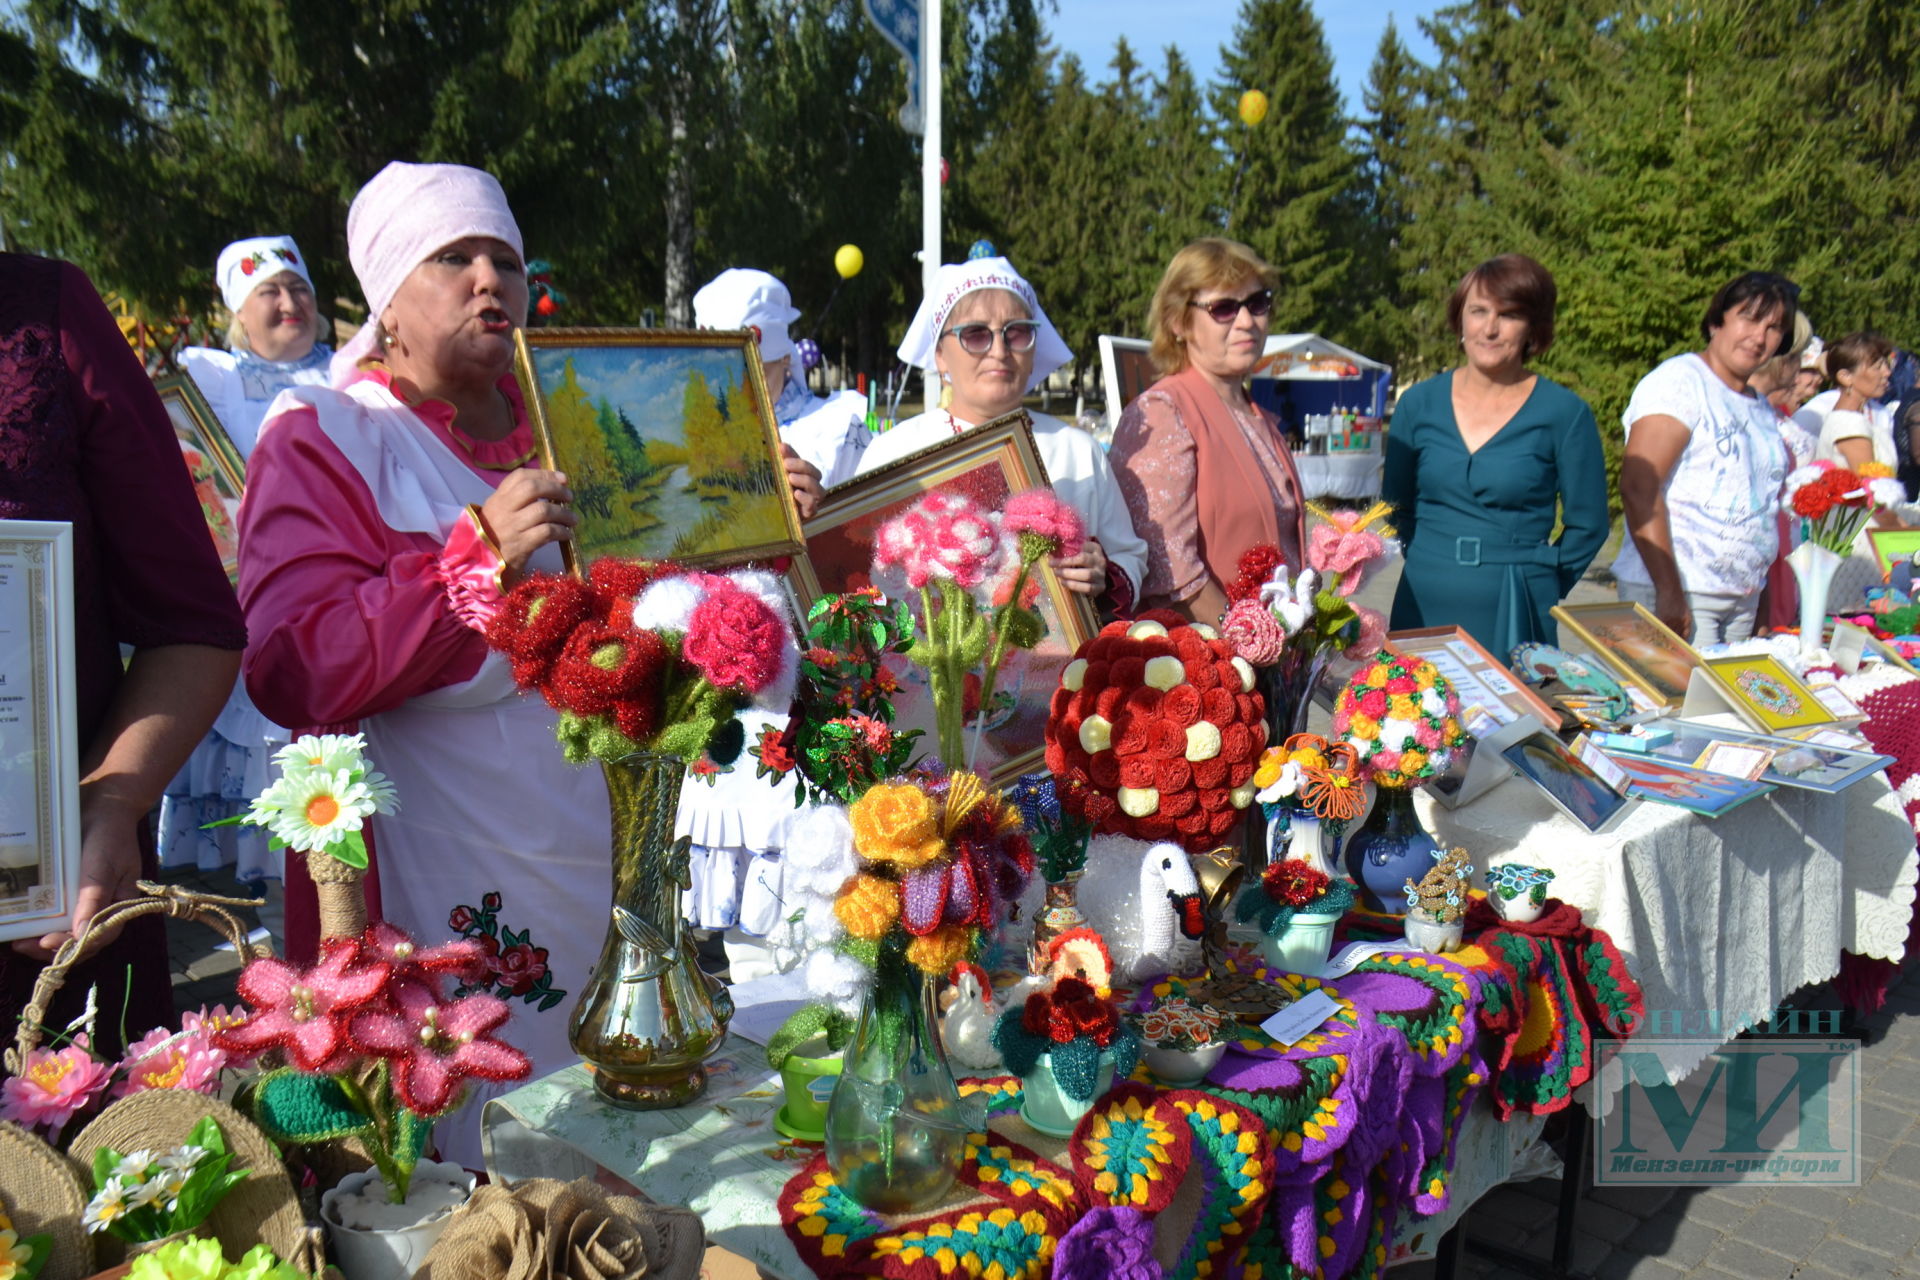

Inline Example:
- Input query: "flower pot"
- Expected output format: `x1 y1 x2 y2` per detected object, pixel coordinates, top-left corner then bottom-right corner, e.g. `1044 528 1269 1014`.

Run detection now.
1491 885 1549 924
1344 786 1439 914
774 1034 844 1143
1258 909 1342 976
1140 1041 1226 1088
320 1160 475 1280
1404 912 1464 954
1019 1049 1116 1138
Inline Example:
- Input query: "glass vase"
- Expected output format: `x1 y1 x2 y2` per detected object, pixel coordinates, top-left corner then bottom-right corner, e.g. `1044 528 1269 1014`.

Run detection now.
824 955 968 1212
569 752 734 1109
1789 540 1843 661
1342 785 1439 914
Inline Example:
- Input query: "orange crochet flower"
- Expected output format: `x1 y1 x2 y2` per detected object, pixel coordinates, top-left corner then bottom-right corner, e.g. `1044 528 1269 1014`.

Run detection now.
849 783 946 868
906 923 975 975
834 873 902 940
1301 743 1367 822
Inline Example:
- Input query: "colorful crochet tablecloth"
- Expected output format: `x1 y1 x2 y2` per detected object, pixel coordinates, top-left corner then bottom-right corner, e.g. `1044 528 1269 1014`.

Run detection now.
1832 663 1920 1013
776 912 1641 1280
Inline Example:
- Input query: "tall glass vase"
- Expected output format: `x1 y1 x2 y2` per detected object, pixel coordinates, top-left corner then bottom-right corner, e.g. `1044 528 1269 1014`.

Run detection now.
569 752 734 1109
1789 540 1843 661
824 952 967 1212
1342 786 1440 914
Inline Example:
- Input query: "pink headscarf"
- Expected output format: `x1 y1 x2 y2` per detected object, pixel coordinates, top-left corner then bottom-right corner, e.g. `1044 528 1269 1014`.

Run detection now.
330 161 524 385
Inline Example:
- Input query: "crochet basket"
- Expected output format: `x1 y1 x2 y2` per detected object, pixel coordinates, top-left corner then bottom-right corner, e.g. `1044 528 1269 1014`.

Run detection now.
0 881 325 1277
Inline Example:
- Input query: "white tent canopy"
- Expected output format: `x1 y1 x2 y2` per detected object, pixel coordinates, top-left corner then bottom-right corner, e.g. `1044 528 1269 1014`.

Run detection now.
1255 333 1391 377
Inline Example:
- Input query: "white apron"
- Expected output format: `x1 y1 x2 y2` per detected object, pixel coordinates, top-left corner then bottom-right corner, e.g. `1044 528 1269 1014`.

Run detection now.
277 381 611 1169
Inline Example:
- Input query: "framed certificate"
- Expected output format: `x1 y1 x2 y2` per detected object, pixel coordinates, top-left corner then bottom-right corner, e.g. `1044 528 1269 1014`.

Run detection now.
0 521 80 942
1387 626 1559 730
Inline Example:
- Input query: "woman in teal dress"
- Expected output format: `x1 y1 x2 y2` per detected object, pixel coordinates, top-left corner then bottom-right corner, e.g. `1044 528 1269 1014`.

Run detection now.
1384 254 1609 656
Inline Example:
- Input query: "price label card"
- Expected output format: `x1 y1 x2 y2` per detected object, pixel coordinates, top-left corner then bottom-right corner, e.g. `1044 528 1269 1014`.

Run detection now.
1318 940 1424 980
1259 988 1342 1046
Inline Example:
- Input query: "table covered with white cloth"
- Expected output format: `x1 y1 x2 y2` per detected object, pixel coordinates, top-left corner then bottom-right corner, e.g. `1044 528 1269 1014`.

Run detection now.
1294 452 1384 501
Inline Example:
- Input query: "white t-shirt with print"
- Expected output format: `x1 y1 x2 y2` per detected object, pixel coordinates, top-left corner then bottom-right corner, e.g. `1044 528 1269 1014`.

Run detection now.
1794 389 1896 469
1610 353 1787 597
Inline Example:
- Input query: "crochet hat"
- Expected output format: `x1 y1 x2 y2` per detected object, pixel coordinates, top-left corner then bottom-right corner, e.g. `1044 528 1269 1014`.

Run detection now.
896 257 1072 391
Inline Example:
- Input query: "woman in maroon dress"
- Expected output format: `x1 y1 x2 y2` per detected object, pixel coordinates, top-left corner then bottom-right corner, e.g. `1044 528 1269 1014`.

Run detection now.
0 254 246 1050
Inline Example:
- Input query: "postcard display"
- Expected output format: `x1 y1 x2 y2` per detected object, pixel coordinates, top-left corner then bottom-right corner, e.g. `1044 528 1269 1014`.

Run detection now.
0 521 81 942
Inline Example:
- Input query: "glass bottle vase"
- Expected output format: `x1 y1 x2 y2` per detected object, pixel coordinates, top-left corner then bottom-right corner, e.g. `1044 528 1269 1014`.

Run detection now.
569 752 734 1109
824 955 967 1212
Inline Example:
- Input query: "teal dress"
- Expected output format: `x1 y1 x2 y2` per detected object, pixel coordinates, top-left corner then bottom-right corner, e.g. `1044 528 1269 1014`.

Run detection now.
1383 371 1609 656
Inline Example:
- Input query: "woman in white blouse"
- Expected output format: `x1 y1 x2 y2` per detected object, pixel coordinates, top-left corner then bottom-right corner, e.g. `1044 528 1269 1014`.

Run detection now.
1796 331 1896 468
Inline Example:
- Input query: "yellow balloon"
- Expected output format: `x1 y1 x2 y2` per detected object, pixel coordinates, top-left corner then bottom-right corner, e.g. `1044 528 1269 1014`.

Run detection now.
834 244 865 280
1239 89 1270 127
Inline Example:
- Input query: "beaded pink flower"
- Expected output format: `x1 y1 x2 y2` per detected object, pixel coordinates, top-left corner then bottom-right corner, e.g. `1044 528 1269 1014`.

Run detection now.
348 978 532 1117
212 940 393 1074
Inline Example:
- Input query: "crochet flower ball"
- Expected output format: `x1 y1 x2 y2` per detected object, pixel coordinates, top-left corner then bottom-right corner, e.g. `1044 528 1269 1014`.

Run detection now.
683 585 787 693
1044 610 1267 850
1331 650 1465 788
1002 489 1087 561
873 489 1005 590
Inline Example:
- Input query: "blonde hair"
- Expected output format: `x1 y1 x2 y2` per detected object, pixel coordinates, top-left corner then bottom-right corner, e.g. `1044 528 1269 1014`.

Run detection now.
1147 238 1278 375
1748 309 1814 393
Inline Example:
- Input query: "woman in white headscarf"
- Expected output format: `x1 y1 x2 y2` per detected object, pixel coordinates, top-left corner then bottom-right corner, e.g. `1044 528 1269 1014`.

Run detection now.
162 236 334 913
857 257 1147 617
238 163 600 1167
178 236 334 455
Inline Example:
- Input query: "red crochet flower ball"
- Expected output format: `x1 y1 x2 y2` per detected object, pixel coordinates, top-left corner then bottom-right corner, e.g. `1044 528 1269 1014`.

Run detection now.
1262 858 1330 908
1043 609 1268 851
683 584 786 693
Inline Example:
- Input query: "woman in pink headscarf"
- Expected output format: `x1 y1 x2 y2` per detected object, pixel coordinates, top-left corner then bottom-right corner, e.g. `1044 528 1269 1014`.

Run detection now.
238 163 600 1166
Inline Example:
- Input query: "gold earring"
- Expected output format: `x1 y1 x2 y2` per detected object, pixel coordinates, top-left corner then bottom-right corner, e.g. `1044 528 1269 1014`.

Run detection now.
937 380 953 410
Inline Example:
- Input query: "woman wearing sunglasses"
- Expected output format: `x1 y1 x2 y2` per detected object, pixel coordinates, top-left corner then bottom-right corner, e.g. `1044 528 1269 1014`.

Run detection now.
1382 253 1609 654
1109 238 1306 622
856 256 1148 615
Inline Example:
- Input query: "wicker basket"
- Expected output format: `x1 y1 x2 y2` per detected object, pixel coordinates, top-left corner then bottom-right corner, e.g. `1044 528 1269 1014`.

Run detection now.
0 881 324 1276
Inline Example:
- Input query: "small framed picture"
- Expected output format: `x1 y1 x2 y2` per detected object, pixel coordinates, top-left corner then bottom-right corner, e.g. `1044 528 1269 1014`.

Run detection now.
1499 729 1635 835
1387 627 1560 732
1097 336 1157 434
1598 751 1775 819
153 373 245 584
512 328 811 592
1690 741 1775 782
1644 719 1890 793
1552 601 1703 709
0 521 82 942
1699 653 1835 733
804 412 1096 786
1866 528 1920 578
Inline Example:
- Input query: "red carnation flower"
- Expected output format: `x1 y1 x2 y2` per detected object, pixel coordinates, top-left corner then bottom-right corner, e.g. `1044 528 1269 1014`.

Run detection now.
488 573 597 685
546 622 665 717
684 585 788 693
1264 859 1331 908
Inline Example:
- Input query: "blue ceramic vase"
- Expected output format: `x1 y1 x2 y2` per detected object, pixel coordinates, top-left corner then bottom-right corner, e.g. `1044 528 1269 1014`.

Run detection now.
1343 786 1439 913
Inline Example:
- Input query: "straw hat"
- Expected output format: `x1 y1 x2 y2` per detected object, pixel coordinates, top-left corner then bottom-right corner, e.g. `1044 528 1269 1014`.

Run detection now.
0 1121 93 1280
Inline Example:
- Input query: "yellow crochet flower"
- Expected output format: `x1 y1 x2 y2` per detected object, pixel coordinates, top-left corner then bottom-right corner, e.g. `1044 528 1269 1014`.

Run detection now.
1253 746 1289 790
1861 461 1895 479
1366 666 1389 689
1388 694 1417 720
1414 666 1436 690
849 783 946 868
1348 712 1379 740
1401 749 1428 775
1288 744 1327 771
906 923 974 974
834 873 901 941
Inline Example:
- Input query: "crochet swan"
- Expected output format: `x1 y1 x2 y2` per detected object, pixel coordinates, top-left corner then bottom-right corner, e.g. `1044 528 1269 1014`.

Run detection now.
1075 836 1208 982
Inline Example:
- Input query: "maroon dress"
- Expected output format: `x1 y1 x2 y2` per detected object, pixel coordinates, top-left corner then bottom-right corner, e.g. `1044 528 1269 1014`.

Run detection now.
0 254 248 1049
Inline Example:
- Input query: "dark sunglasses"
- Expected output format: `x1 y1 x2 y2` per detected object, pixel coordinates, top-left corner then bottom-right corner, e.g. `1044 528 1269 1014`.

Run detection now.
1188 289 1274 324
942 321 1040 356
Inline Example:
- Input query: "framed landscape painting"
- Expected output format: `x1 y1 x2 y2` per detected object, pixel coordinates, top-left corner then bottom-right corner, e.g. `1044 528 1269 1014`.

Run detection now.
153 373 245 584
514 328 807 579
804 412 1096 786
1552 601 1703 709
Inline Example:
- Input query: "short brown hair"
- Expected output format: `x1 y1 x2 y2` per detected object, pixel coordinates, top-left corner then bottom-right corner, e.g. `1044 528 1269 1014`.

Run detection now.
1826 331 1896 382
1147 238 1278 375
1445 254 1557 359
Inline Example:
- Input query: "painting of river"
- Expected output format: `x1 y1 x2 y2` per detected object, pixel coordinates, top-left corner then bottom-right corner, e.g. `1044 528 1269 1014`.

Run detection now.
515 330 806 571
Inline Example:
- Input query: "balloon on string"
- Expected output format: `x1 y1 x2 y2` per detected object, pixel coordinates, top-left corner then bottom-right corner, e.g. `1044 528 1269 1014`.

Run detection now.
795 337 823 373
1238 89 1270 127
967 240 996 262
834 244 865 279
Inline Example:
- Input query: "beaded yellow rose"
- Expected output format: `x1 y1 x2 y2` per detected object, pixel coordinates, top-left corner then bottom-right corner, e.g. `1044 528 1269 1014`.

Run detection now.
1331 651 1465 788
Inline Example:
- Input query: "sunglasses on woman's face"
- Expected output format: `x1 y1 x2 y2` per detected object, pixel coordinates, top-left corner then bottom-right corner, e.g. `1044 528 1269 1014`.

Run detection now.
943 321 1040 356
1188 289 1274 325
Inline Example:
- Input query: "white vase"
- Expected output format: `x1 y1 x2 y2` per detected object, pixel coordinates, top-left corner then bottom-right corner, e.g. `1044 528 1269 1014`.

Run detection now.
1789 541 1844 660
1280 815 1339 881
1404 912 1464 954
1491 886 1549 924
1019 1050 1116 1137
320 1160 476 1280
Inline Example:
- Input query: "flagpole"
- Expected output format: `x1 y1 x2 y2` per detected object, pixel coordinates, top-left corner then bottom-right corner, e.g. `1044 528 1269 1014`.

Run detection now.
921 0 942 407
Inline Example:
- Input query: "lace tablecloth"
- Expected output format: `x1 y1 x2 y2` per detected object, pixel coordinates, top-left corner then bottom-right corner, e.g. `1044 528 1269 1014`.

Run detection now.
1417 669 1920 1087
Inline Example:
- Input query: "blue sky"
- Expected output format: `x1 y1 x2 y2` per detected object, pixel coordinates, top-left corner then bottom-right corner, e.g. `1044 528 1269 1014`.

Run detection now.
1047 0 1442 115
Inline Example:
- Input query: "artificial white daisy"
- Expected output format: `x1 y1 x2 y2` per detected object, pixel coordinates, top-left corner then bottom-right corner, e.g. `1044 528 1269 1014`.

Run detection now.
154 1144 207 1174
273 732 371 779
124 1177 169 1210
270 770 389 854
81 1178 132 1234
153 1167 191 1213
110 1149 156 1181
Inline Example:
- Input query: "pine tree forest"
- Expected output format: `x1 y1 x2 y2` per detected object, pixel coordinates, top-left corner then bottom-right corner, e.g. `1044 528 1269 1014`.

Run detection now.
4 0 1917 482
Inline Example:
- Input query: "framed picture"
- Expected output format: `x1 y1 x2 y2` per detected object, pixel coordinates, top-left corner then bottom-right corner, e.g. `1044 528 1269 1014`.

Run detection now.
1698 653 1835 733
1387 627 1559 731
153 374 245 584
1638 719 1891 794
804 412 1097 786
1597 752 1775 819
1499 729 1635 835
1098 336 1156 433
512 328 809 586
0 521 82 942
1552 601 1703 708
1867 529 1920 578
